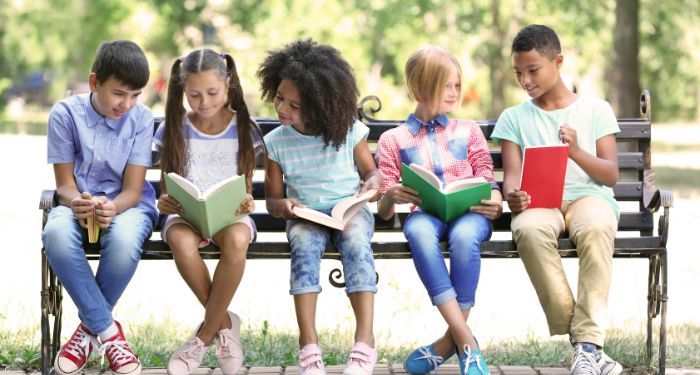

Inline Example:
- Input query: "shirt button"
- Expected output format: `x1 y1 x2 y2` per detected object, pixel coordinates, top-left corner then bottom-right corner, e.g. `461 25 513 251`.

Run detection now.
96 156 101 161
91 173 96 176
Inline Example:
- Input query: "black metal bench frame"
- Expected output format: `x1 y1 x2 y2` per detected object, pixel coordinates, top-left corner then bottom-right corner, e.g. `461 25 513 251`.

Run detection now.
39 90 672 374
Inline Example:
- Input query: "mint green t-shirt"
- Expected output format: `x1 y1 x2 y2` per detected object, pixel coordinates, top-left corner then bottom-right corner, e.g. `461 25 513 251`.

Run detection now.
491 96 620 219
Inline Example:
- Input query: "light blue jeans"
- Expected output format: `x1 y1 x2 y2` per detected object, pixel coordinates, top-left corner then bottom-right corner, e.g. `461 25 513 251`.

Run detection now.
42 205 154 333
287 206 377 295
403 210 492 310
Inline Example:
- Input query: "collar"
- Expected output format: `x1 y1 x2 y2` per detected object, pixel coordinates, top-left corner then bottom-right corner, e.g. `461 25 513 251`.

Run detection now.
84 93 119 130
405 113 449 135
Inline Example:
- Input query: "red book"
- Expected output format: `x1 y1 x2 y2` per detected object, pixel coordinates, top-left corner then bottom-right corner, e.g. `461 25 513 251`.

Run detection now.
520 144 569 209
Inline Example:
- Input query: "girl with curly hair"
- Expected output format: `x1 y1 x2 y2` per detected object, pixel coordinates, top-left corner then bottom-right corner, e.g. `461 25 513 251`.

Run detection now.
155 49 264 375
258 39 382 375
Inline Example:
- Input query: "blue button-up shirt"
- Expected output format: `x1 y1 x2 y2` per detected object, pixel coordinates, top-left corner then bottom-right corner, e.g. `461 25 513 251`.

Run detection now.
47 93 157 222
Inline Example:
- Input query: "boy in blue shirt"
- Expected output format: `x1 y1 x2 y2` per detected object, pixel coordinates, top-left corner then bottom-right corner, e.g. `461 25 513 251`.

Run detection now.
491 25 623 375
42 40 156 375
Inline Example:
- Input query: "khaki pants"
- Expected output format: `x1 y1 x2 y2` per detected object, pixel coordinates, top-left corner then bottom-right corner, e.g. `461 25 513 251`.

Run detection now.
511 196 617 346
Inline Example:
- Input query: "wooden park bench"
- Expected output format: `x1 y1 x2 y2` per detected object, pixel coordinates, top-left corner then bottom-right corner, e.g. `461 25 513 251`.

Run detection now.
39 90 672 374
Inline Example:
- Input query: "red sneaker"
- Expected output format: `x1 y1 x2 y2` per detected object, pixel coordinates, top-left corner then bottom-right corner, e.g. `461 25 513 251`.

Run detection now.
99 321 142 375
54 323 99 375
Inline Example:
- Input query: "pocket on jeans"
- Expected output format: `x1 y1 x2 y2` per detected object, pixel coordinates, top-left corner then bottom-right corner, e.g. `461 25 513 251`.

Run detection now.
448 138 468 160
399 146 421 165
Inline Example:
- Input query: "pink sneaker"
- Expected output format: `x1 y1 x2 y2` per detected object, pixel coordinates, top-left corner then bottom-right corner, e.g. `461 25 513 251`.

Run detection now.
99 321 142 375
299 343 326 375
54 323 99 375
167 336 208 375
216 311 244 375
342 342 377 375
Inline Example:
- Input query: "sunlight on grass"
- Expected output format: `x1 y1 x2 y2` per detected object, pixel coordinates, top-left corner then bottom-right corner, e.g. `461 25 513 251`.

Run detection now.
2 322 698 372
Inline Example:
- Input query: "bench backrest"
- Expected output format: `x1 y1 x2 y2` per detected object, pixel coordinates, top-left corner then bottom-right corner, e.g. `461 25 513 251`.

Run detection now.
150 92 656 236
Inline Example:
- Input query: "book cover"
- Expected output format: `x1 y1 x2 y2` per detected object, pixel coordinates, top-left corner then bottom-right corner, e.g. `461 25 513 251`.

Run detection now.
520 144 569 209
292 189 377 231
401 163 492 222
163 172 248 239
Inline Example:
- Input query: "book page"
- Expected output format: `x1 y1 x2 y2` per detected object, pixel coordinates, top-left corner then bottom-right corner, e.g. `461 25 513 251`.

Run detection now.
293 206 343 231
165 172 202 198
408 164 441 189
330 189 377 225
202 174 244 200
443 177 488 194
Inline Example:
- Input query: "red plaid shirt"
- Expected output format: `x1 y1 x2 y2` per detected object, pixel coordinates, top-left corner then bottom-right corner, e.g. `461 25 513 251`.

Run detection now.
375 113 495 194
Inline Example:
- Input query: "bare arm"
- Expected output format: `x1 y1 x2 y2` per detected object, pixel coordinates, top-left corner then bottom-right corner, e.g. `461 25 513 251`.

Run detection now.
353 138 382 202
54 163 93 228
264 157 300 219
501 140 530 213
560 126 619 187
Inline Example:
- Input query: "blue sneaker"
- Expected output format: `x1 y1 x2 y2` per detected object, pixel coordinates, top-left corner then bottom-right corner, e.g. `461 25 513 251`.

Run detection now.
458 344 489 375
403 343 454 374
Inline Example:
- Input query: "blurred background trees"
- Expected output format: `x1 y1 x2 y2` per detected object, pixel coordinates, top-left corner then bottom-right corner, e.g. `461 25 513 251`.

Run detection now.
1 0 698 122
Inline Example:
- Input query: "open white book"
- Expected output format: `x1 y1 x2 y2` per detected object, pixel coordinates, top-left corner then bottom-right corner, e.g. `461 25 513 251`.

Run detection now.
292 189 377 231
406 163 488 193
163 172 247 239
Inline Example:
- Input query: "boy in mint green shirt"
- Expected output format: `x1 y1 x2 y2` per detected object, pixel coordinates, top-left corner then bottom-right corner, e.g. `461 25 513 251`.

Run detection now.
491 24 623 375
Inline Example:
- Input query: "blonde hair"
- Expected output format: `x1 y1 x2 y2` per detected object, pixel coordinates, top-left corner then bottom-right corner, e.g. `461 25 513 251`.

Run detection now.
405 45 462 110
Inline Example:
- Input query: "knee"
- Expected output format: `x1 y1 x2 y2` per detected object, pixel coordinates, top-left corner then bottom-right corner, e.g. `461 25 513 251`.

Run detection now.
42 220 81 259
513 221 558 245
219 233 249 265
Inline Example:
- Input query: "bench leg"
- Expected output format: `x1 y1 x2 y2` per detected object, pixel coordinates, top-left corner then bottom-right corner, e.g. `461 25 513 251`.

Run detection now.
41 249 64 375
645 255 661 367
658 250 668 375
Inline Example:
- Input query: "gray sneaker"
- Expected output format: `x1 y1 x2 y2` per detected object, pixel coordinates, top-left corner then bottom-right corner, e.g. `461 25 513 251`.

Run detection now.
570 345 601 375
597 351 623 375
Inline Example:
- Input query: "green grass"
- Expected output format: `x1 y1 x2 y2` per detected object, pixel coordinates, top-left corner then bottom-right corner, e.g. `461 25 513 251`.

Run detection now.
2 322 699 373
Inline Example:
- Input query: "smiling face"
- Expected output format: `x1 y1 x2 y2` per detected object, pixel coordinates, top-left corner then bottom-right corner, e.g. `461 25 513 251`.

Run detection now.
437 64 461 114
273 79 304 130
183 69 229 119
512 49 563 99
88 74 143 119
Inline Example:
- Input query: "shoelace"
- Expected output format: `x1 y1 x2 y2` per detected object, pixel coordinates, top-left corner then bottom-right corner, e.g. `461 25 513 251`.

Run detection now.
572 349 601 375
414 346 444 373
462 345 486 375
216 330 239 358
299 349 323 370
63 327 97 360
99 338 137 369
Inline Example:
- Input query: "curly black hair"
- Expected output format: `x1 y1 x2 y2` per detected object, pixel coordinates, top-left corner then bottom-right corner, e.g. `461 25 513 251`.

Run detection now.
257 39 359 149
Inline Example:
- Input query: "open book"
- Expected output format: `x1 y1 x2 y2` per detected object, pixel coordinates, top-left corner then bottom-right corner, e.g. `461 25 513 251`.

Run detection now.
401 163 492 222
292 189 377 231
163 172 248 239
520 144 569 209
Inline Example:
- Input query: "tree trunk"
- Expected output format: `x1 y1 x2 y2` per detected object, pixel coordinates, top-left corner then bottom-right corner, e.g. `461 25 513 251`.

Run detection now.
611 0 641 117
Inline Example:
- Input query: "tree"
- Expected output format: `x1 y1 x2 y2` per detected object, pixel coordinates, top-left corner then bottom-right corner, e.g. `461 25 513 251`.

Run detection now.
610 0 641 117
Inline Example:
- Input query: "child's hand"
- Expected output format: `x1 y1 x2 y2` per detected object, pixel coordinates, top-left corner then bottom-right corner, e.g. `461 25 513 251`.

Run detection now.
470 189 504 220
94 196 116 229
281 198 304 220
559 124 580 157
506 188 530 213
158 194 183 215
236 194 255 215
72 192 95 229
384 184 421 205
358 180 382 202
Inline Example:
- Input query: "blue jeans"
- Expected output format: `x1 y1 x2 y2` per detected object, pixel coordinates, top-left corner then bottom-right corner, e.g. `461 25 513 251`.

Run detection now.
287 206 377 295
42 205 154 333
404 210 492 310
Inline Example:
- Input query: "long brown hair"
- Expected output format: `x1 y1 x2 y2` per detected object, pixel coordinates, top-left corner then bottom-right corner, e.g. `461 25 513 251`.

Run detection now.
161 49 264 192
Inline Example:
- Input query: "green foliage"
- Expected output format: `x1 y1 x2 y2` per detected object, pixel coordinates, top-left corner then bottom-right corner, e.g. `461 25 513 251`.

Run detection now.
1 0 699 121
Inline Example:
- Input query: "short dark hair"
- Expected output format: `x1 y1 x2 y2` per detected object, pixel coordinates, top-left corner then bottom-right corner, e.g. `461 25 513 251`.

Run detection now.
257 39 359 149
91 40 150 89
512 24 561 57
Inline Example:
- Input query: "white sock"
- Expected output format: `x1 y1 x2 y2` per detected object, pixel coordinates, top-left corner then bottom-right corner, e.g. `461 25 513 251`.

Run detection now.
98 322 119 341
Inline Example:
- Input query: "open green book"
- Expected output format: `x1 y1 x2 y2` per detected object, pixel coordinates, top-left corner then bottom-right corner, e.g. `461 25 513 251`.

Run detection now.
401 163 492 222
163 172 248 239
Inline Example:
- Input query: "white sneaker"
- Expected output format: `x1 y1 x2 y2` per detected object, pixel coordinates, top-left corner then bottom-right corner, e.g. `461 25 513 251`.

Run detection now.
570 345 600 375
597 351 623 375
